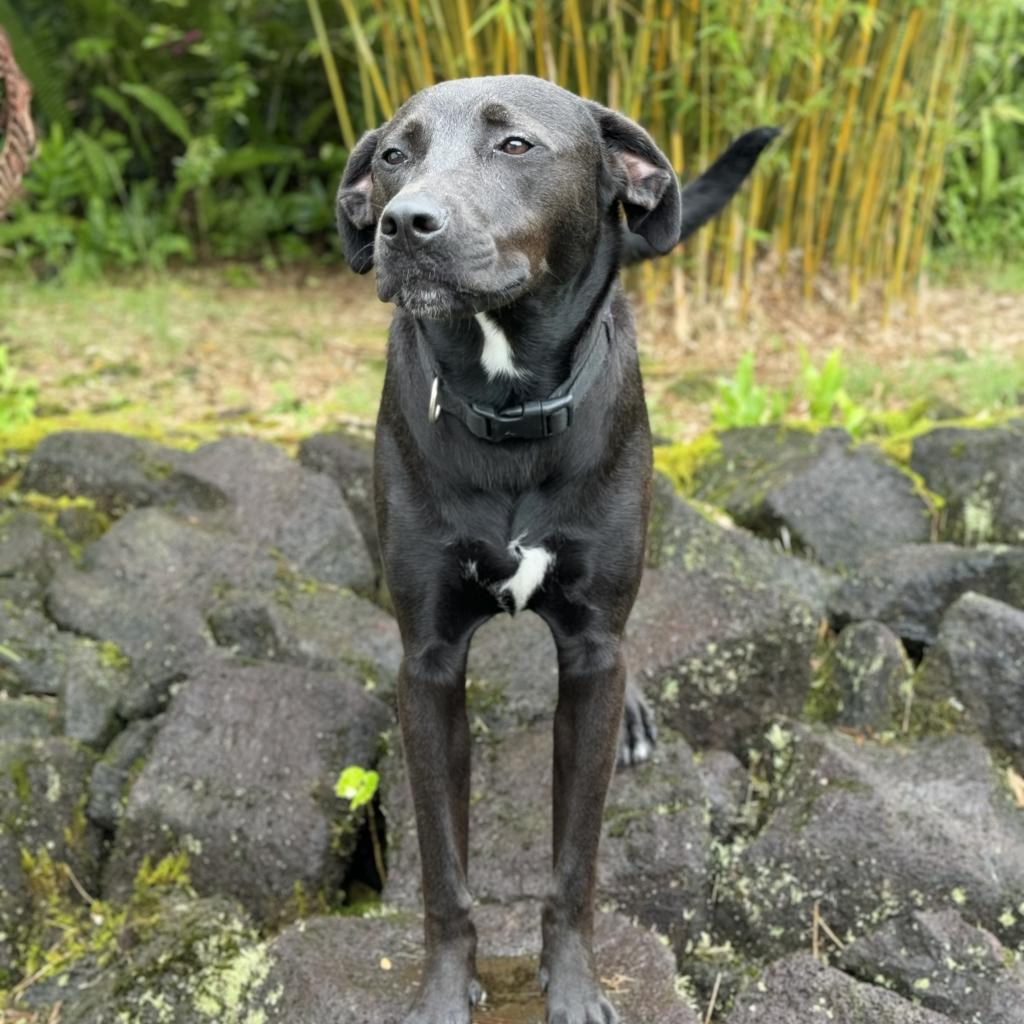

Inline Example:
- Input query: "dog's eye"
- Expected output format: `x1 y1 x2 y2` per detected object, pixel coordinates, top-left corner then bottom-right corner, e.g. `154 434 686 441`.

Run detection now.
498 137 533 155
381 148 407 166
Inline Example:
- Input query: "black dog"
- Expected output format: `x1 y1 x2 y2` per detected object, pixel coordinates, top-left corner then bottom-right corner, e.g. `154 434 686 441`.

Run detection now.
337 75 774 1024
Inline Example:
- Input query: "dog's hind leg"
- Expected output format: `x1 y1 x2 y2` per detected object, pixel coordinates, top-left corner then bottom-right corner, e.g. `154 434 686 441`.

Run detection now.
541 629 627 1024
618 675 657 767
398 637 483 1024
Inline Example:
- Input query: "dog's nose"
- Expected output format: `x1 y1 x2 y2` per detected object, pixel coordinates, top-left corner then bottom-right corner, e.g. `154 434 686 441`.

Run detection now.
379 194 448 247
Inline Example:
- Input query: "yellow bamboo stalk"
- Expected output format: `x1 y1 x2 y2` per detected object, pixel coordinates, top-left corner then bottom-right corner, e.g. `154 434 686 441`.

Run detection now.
426 0 460 80
889 10 955 303
306 0 356 147
566 0 591 97
455 0 480 76
815 0 878 260
339 0 395 118
409 0 436 87
801 0 824 298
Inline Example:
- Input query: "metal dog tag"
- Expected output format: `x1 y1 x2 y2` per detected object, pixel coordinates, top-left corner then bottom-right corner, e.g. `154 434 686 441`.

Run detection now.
428 376 442 423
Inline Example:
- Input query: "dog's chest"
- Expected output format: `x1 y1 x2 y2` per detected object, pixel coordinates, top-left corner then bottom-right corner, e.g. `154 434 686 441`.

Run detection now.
460 533 554 614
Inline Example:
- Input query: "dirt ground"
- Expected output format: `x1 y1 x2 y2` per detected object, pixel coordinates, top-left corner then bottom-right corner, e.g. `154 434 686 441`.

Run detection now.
1 260 1022 449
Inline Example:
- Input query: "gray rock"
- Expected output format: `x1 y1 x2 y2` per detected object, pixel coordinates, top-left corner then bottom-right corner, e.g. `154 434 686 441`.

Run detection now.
716 729 1024 959
55 504 108 545
0 695 58 740
0 603 129 745
0 509 71 603
384 725 713 957
105 661 390 923
20 431 191 514
911 424 1024 545
15 892 260 1024
626 567 818 753
919 593 1024 769
207 583 401 694
46 508 277 715
695 748 750 840
827 620 913 731
726 953 954 1024
838 911 1024 1024
298 429 380 571
647 473 836 616
0 737 101 985
693 428 932 570
829 543 1024 649
87 717 162 832
242 904 700 1024
166 436 375 593
465 612 559 731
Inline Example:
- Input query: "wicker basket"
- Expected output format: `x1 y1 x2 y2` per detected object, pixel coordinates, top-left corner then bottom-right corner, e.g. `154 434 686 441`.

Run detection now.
0 26 36 217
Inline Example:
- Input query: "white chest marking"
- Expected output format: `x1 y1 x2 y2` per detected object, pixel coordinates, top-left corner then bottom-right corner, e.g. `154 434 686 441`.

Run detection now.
499 540 554 613
476 312 523 380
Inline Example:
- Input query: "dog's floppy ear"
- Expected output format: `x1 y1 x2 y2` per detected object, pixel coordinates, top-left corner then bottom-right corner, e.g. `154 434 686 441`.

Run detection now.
585 101 682 255
336 126 385 274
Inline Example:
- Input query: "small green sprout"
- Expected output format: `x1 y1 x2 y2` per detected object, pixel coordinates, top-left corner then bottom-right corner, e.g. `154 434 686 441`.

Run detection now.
335 765 386 885
335 766 380 812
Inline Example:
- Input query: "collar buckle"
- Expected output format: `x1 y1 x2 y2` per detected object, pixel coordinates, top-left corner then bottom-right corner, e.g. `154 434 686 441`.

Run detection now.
468 393 574 442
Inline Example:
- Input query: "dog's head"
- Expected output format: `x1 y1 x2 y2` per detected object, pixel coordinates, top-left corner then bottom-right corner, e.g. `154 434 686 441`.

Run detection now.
336 76 682 319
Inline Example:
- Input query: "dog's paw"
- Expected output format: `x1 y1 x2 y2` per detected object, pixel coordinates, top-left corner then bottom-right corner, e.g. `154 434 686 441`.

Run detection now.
618 678 656 768
542 963 620 1024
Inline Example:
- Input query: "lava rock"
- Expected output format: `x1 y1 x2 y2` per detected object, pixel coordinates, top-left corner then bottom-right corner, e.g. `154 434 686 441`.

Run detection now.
165 436 375 593
626 567 818 753
464 612 559 730
0 695 59 740
105 661 390 923
46 508 278 716
207 583 401 694
20 431 191 514
241 904 700 1024
0 509 72 607
384 724 713 958
0 737 101 984
838 910 1024 1024
726 953 954 1024
911 424 1024 545
298 429 380 571
646 473 836 616
919 592 1024 769
693 428 932 570
16 893 260 1024
87 717 162 832
826 620 913 730
716 728 1024 959
0 603 129 745
695 748 750 840
828 543 1024 649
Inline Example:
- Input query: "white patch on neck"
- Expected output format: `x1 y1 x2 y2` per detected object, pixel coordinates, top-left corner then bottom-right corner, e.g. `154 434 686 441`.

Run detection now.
476 312 523 380
499 538 554 613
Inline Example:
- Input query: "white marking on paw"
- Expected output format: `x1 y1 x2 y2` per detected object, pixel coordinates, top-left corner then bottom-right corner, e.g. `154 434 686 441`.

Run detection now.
476 312 523 380
631 737 652 763
499 540 553 612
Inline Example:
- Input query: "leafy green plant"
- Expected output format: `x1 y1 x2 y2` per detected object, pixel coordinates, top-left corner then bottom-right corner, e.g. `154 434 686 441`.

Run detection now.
712 352 786 430
799 349 868 436
0 345 37 431
336 765 385 885
712 350 872 435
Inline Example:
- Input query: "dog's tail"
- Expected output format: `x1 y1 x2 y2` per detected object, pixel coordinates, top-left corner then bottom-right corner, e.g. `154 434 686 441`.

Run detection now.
621 126 780 266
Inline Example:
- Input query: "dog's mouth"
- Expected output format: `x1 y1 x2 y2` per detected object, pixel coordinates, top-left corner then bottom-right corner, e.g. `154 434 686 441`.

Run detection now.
375 254 532 320
380 278 528 319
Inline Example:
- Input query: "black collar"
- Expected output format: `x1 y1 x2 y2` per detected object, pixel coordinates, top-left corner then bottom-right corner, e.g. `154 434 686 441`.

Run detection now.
414 298 613 443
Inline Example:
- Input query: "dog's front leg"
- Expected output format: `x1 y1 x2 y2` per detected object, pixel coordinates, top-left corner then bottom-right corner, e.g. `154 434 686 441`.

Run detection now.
541 630 626 1024
399 640 482 1024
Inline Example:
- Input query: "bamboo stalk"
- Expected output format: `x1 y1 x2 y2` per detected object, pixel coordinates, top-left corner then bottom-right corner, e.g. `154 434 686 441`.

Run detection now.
306 0 356 147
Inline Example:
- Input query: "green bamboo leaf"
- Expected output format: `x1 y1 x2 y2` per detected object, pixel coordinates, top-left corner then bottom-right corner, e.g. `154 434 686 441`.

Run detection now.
120 83 192 145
